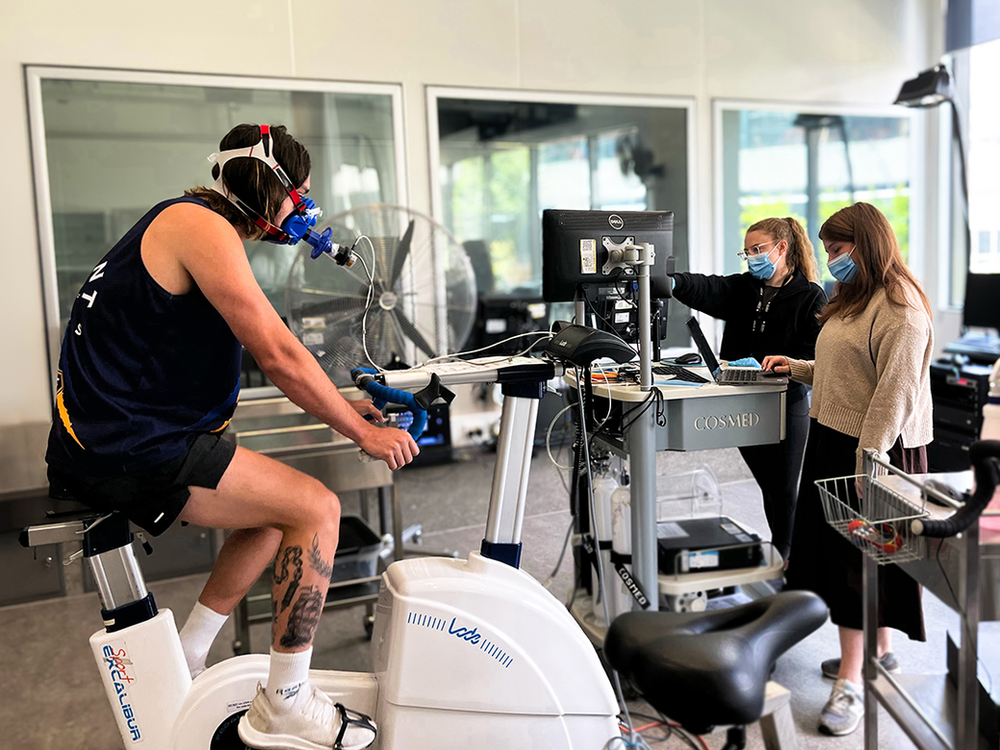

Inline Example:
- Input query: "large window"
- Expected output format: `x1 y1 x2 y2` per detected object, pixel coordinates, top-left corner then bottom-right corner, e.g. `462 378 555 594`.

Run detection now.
429 89 693 345
27 68 404 385
945 38 1000 309
717 103 913 286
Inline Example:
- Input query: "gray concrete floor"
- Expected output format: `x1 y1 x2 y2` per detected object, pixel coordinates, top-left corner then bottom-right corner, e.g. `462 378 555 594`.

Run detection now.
1 446 961 749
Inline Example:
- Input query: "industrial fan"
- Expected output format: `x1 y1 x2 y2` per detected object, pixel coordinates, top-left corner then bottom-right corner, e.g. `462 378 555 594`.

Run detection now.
285 204 477 385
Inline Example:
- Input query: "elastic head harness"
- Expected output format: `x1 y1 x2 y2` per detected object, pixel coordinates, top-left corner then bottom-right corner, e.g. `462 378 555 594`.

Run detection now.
207 124 308 243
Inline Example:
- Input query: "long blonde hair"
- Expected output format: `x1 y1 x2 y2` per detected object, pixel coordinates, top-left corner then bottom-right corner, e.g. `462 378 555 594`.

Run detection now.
817 202 930 325
746 216 819 283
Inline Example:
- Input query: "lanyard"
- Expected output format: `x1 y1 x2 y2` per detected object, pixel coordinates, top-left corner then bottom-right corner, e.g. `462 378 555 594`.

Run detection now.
753 271 794 334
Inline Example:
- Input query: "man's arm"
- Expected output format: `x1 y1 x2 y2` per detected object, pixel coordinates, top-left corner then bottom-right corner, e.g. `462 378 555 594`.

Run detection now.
151 203 418 468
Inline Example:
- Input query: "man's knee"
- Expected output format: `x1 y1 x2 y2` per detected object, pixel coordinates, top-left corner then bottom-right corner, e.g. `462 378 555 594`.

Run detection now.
261 526 284 554
295 480 341 533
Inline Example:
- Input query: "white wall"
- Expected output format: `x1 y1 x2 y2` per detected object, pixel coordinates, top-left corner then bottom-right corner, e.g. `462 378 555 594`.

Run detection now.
0 0 941 426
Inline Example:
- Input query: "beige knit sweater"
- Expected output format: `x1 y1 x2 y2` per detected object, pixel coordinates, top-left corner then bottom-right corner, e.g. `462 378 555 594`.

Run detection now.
786 287 934 474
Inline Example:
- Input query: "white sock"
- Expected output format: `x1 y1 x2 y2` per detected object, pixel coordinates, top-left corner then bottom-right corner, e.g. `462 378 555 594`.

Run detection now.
266 647 313 711
178 601 229 678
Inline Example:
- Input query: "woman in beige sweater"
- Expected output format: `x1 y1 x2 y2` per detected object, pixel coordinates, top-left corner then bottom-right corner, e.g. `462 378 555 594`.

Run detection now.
763 202 933 737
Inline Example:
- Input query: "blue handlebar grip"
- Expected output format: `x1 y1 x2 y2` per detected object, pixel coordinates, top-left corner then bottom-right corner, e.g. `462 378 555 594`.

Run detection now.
350 369 426 439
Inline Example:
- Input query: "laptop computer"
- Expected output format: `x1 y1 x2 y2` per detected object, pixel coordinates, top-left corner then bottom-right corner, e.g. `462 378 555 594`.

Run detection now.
685 316 788 386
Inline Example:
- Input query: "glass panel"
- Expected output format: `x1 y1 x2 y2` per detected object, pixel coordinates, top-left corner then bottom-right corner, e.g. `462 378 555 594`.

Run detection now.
721 107 911 290
39 78 398 330
436 96 689 344
967 38 1000 276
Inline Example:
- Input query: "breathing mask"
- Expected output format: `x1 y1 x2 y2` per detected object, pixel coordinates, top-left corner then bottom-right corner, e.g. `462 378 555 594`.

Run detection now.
747 247 778 280
207 125 335 259
827 246 858 283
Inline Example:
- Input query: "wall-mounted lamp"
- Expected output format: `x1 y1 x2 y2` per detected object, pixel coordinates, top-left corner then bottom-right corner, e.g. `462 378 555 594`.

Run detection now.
895 64 970 263
894 64 955 108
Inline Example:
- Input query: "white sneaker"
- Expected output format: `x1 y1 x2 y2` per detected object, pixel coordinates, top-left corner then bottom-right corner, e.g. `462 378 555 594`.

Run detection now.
818 678 864 736
238 682 377 750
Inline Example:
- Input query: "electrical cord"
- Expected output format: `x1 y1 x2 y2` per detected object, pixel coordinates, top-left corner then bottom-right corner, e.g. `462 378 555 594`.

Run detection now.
593 363 615 428
354 235 381 372
643 709 705 750
585 292 620 331
417 331 555 369
547 403 576 471
605 388 666 441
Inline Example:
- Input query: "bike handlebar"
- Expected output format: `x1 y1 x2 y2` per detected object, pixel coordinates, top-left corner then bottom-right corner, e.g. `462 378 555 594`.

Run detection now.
351 368 427 440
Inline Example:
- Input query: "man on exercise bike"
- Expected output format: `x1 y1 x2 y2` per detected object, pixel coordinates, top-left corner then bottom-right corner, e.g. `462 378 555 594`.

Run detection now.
46 123 416 750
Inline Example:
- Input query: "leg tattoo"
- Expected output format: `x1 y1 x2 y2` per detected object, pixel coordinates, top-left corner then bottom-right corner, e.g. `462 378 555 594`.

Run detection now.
274 546 304 614
308 534 334 580
279 585 325 649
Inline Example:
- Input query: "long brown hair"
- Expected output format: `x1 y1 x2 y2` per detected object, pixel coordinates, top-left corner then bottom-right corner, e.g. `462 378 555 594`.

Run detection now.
816 202 930 325
185 124 311 241
746 216 819 283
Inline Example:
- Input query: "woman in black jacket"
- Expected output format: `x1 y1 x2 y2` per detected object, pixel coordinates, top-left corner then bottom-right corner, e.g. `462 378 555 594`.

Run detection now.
671 216 827 562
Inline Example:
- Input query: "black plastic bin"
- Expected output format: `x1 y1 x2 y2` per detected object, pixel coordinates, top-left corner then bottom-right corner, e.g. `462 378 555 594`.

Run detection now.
332 515 382 583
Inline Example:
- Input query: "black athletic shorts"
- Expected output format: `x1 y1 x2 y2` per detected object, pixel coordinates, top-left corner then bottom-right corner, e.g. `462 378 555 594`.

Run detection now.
47 433 237 537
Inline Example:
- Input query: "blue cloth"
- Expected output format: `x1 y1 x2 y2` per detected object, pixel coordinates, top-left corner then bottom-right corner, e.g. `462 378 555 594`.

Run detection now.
728 357 762 369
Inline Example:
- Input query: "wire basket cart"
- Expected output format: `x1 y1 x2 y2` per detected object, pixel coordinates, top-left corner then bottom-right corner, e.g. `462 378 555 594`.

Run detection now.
817 447 1000 750
815 451 930 565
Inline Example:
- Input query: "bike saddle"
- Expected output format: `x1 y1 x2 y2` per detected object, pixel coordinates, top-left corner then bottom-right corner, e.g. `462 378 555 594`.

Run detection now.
604 591 827 734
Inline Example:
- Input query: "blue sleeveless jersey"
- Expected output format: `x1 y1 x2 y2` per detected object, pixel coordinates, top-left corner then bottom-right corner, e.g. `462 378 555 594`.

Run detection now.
47 197 242 475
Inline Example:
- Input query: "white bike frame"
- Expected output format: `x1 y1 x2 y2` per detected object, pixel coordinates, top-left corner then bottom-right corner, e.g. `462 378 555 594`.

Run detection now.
23 357 620 750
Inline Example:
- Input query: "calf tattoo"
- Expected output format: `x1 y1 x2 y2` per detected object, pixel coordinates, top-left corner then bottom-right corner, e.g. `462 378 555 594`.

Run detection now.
309 534 334 579
274 545 304 613
279 585 325 648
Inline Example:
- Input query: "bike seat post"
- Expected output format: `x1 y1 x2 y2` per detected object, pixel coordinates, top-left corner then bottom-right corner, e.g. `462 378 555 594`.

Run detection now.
82 513 157 631
480 381 543 568
84 514 147 610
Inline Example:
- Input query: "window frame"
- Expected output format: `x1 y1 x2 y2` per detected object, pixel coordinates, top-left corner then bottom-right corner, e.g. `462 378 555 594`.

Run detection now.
711 98 924 283
25 65 408 395
425 85 698 294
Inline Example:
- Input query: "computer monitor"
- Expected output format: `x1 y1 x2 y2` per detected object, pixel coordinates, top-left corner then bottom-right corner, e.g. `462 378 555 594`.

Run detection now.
542 209 674 303
963 272 1000 331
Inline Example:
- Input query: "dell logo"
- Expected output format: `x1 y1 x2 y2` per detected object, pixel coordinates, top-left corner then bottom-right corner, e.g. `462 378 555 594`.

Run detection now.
608 214 624 230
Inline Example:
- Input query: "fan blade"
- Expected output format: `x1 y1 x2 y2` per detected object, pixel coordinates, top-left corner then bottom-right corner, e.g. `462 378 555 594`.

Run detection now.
299 296 367 319
387 219 416 289
391 308 437 359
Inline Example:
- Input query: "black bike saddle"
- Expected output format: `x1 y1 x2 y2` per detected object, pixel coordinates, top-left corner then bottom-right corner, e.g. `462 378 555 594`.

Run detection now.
604 591 827 733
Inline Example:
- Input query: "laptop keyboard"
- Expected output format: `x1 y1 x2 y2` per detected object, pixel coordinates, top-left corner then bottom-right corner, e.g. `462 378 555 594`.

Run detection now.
722 369 758 383
651 364 710 383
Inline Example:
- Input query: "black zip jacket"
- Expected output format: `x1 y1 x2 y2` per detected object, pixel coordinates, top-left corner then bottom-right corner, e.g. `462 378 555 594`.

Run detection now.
672 270 827 385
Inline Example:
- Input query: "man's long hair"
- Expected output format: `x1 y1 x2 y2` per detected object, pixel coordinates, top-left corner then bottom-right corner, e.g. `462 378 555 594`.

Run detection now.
185 124 310 240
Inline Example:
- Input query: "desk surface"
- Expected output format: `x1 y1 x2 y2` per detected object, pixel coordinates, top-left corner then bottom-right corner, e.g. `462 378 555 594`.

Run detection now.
565 366 787 402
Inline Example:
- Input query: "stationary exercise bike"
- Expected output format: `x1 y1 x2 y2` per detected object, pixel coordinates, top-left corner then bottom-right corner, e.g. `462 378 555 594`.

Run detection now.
22 338 629 750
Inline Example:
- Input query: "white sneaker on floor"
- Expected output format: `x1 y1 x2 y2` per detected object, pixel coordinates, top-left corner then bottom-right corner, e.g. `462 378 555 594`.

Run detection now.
238 682 377 750
818 678 864 736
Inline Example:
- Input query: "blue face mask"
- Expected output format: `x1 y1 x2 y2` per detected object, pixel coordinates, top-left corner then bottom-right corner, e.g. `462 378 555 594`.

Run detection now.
827 247 858 283
747 248 777 280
